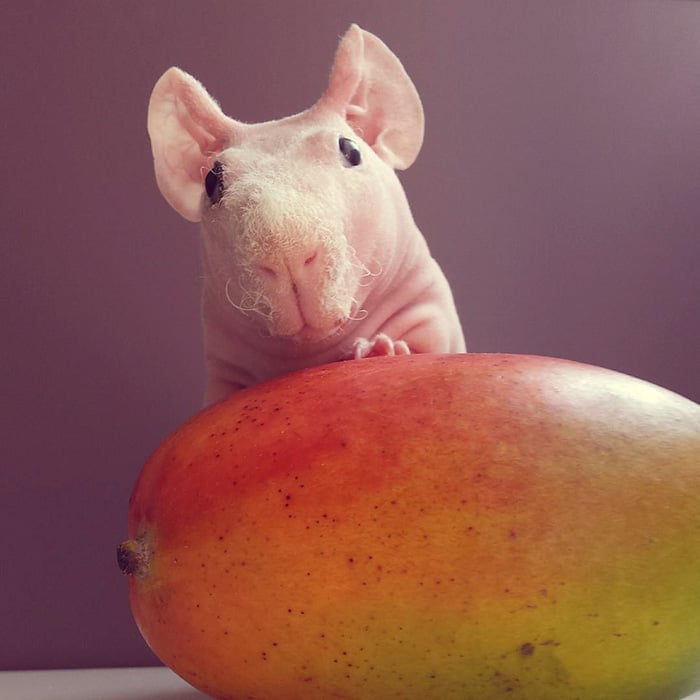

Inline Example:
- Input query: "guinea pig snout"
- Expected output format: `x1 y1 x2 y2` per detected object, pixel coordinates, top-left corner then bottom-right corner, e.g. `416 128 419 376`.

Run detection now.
254 247 320 285
241 232 357 338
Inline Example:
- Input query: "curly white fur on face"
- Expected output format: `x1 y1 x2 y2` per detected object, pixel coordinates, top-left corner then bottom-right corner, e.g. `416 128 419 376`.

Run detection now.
215 167 370 339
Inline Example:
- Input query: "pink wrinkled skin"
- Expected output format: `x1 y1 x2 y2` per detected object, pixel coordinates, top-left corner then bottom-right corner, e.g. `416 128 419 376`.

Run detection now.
148 24 466 406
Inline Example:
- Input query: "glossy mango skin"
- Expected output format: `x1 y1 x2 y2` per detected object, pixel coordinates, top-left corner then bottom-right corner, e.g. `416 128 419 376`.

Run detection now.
123 354 700 699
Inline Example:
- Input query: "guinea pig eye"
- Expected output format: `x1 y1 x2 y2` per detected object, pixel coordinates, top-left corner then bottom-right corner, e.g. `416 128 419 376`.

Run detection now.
205 161 224 204
339 137 362 167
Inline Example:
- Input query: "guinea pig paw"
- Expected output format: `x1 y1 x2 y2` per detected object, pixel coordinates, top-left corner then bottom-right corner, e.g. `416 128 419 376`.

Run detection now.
352 333 411 359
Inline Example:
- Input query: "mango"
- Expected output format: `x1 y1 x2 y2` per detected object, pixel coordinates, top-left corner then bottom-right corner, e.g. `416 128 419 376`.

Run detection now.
118 353 700 699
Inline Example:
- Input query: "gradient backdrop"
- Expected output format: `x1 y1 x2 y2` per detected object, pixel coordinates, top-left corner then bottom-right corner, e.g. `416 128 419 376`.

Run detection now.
2 0 699 670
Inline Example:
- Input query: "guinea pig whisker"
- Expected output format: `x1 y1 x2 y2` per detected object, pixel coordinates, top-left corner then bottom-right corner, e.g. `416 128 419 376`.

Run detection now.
224 276 273 321
347 298 369 322
357 256 382 287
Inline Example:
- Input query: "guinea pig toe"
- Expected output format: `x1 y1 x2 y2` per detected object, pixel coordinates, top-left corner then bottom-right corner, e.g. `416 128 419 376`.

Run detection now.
369 333 395 356
394 340 411 355
352 336 372 360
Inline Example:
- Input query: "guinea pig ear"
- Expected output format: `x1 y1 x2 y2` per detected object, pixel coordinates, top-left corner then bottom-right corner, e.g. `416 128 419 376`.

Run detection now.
322 24 424 170
147 67 235 222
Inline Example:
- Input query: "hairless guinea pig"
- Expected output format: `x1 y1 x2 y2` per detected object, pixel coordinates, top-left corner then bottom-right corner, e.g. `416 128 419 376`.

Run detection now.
148 24 466 406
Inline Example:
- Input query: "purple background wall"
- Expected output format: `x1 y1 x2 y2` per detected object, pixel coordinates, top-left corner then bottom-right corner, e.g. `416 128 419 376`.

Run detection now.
2 1 699 670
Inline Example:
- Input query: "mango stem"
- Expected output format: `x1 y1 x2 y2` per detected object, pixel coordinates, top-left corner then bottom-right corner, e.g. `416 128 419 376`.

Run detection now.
117 537 151 578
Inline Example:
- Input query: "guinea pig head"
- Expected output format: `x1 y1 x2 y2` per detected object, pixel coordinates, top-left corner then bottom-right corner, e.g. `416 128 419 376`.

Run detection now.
147 24 424 342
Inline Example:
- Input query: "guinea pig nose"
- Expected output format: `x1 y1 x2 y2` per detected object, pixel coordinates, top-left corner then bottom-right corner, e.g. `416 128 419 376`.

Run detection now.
258 265 277 278
304 252 318 267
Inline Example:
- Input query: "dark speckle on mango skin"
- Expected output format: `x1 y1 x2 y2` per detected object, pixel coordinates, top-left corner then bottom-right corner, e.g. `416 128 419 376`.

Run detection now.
519 642 535 657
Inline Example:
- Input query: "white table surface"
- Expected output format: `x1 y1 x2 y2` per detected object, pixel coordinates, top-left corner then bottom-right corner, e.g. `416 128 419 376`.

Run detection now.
1 666 699 700
0 667 206 700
